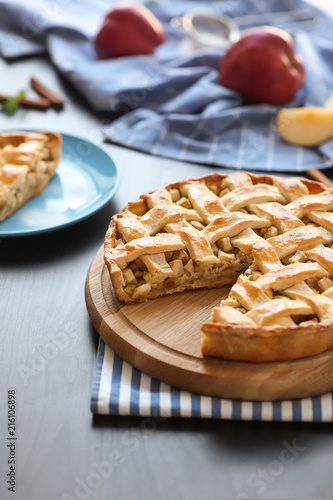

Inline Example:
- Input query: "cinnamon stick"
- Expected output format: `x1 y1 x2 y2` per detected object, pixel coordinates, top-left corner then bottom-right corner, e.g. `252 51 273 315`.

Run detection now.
19 97 52 110
30 77 64 110
307 168 333 189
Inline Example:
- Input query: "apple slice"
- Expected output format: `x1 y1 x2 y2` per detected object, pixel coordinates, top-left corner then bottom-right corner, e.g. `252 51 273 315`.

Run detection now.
325 91 333 109
277 107 333 146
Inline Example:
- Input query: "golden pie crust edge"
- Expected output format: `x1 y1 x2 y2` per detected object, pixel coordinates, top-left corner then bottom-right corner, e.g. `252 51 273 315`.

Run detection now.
201 321 333 362
104 172 333 363
0 131 62 222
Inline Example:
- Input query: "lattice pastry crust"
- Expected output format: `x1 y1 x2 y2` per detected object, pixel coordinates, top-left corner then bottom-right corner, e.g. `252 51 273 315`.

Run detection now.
104 172 333 362
0 131 62 221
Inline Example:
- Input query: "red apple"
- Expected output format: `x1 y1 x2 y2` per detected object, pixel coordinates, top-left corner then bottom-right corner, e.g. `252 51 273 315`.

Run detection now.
95 2 166 58
219 26 305 106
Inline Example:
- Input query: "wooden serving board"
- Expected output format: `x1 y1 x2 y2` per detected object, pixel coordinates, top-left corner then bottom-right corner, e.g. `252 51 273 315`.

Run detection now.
85 246 333 401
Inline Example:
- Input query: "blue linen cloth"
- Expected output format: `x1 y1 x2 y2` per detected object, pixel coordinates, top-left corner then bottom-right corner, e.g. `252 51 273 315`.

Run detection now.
0 0 333 171
91 339 333 422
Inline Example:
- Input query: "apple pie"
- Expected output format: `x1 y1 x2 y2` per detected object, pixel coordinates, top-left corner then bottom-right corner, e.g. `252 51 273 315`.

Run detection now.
104 171 333 362
0 131 62 222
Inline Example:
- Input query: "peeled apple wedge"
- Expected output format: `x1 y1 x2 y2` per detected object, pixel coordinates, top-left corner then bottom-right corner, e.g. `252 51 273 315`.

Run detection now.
277 107 333 146
325 91 333 109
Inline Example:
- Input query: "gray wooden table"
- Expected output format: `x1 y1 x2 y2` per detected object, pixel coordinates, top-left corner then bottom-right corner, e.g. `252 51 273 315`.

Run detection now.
1 54 333 500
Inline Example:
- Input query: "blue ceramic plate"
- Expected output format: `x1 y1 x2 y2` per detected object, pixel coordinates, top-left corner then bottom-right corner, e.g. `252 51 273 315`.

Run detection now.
0 132 120 237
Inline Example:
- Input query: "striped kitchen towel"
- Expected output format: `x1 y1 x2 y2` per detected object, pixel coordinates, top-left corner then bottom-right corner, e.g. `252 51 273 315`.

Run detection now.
91 339 333 422
1 0 333 171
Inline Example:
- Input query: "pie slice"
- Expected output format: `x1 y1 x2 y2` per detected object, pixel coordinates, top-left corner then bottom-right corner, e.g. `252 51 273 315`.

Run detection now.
104 171 333 362
0 131 62 221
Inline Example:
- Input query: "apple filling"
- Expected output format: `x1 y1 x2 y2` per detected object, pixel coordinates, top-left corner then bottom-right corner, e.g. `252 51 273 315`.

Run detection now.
120 249 244 301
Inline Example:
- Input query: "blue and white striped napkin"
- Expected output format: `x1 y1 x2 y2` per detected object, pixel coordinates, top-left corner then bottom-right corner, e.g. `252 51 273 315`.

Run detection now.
91 339 333 422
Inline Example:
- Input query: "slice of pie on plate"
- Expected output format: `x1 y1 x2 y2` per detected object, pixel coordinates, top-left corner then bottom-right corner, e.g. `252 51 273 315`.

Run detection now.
104 171 333 362
0 131 62 221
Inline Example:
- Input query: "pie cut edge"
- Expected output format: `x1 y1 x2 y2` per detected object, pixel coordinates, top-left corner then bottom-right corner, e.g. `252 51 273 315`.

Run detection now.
104 171 333 362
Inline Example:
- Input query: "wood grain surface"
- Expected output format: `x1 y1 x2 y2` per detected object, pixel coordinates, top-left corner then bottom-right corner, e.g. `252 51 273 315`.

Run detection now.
85 245 333 401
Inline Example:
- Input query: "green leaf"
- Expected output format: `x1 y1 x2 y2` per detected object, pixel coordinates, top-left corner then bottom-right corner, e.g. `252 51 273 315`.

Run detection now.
2 98 19 115
15 90 25 100
0 90 26 115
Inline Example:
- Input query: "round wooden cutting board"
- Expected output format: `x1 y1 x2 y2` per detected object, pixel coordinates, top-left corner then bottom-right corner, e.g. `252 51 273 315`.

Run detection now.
85 245 333 401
